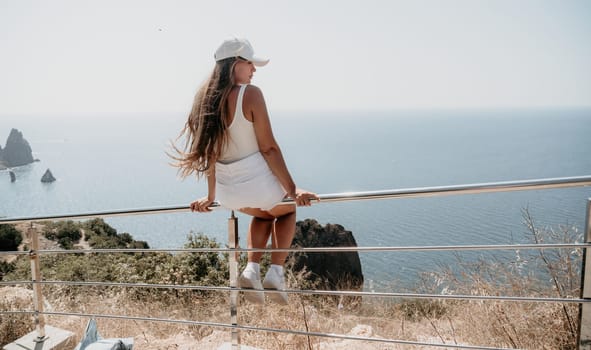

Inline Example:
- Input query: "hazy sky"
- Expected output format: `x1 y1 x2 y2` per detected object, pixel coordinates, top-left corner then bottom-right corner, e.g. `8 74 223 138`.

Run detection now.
1 0 590 117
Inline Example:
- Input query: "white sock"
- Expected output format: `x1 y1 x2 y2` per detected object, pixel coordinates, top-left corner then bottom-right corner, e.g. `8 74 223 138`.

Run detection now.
270 264 284 276
246 262 260 274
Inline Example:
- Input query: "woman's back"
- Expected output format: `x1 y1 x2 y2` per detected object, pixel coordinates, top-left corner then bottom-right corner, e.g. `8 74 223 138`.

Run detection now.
218 84 259 164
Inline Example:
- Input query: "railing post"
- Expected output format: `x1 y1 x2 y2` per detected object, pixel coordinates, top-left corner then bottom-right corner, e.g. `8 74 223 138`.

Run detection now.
228 211 241 349
578 199 591 349
29 223 46 342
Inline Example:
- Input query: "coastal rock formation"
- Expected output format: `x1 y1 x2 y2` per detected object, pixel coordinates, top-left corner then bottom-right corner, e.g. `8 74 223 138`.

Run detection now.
41 169 56 183
290 219 364 291
0 129 34 168
0 145 4 170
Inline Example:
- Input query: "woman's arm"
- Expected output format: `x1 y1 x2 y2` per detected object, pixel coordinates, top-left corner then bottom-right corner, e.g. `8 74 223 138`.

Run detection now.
245 85 318 206
190 165 216 212
245 85 297 198
206 165 216 201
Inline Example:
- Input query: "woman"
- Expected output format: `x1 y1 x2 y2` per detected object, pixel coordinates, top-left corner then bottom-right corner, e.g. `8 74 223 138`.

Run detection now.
173 38 318 304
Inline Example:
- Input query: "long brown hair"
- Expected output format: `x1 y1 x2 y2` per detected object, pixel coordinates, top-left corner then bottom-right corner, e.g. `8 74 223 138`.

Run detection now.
172 57 239 178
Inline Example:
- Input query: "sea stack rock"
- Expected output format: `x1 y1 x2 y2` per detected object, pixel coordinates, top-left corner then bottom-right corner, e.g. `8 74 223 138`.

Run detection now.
9 170 16 182
1 129 34 167
290 219 364 291
0 145 5 170
41 169 56 183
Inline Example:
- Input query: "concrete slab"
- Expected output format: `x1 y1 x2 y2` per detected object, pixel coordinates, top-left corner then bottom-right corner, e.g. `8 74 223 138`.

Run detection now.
217 342 263 350
3 326 76 350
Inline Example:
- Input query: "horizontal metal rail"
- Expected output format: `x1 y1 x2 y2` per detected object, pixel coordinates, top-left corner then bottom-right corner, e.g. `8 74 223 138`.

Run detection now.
0 251 29 256
0 280 30 286
0 279 586 304
316 175 591 204
0 242 585 256
0 310 517 350
1 175 590 224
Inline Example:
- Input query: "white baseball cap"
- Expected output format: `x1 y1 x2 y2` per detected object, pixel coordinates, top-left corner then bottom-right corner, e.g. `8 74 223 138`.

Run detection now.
214 38 269 66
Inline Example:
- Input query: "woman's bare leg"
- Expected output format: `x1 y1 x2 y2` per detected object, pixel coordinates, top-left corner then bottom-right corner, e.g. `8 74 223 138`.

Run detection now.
246 216 273 263
267 205 296 265
240 205 296 304
240 205 297 265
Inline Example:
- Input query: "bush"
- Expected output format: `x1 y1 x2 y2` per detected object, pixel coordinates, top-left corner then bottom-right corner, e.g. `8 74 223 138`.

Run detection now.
41 219 149 250
175 233 229 287
0 224 22 251
84 218 117 239
87 235 123 249
43 220 81 249
118 232 133 244
6 233 226 283
128 240 149 249
83 219 150 249
0 260 15 281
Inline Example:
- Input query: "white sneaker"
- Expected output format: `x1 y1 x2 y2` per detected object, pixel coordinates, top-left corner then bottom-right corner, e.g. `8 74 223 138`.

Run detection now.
238 268 264 304
263 268 288 305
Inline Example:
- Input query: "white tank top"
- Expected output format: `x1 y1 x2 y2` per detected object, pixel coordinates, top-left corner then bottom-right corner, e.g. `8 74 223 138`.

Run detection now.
218 84 260 163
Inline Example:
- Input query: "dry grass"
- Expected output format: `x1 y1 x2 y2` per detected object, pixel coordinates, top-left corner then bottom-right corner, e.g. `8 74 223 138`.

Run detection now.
0 280 578 349
0 288 34 346
0 289 576 350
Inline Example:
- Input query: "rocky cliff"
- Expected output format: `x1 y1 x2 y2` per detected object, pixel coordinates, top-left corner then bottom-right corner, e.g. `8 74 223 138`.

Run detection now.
290 219 364 291
0 129 34 168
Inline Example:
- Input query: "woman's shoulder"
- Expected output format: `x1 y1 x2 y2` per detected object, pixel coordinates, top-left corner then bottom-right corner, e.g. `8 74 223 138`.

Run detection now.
244 84 264 96
243 84 266 105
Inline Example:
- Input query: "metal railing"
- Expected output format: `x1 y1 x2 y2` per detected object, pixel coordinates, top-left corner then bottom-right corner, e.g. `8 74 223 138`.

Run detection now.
1 175 591 350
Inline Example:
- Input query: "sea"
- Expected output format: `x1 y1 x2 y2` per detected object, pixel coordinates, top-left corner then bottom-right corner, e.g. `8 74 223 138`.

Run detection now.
1 108 591 290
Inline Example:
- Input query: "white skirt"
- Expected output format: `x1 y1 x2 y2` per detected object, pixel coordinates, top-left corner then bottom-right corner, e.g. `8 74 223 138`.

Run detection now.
215 152 286 210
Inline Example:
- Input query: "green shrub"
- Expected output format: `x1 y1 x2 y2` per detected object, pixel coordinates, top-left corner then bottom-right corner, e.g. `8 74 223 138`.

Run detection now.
175 233 229 287
41 219 149 250
43 220 81 249
84 218 117 239
118 232 133 244
87 235 122 249
0 224 22 251
128 240 149 249
83 220 150 249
